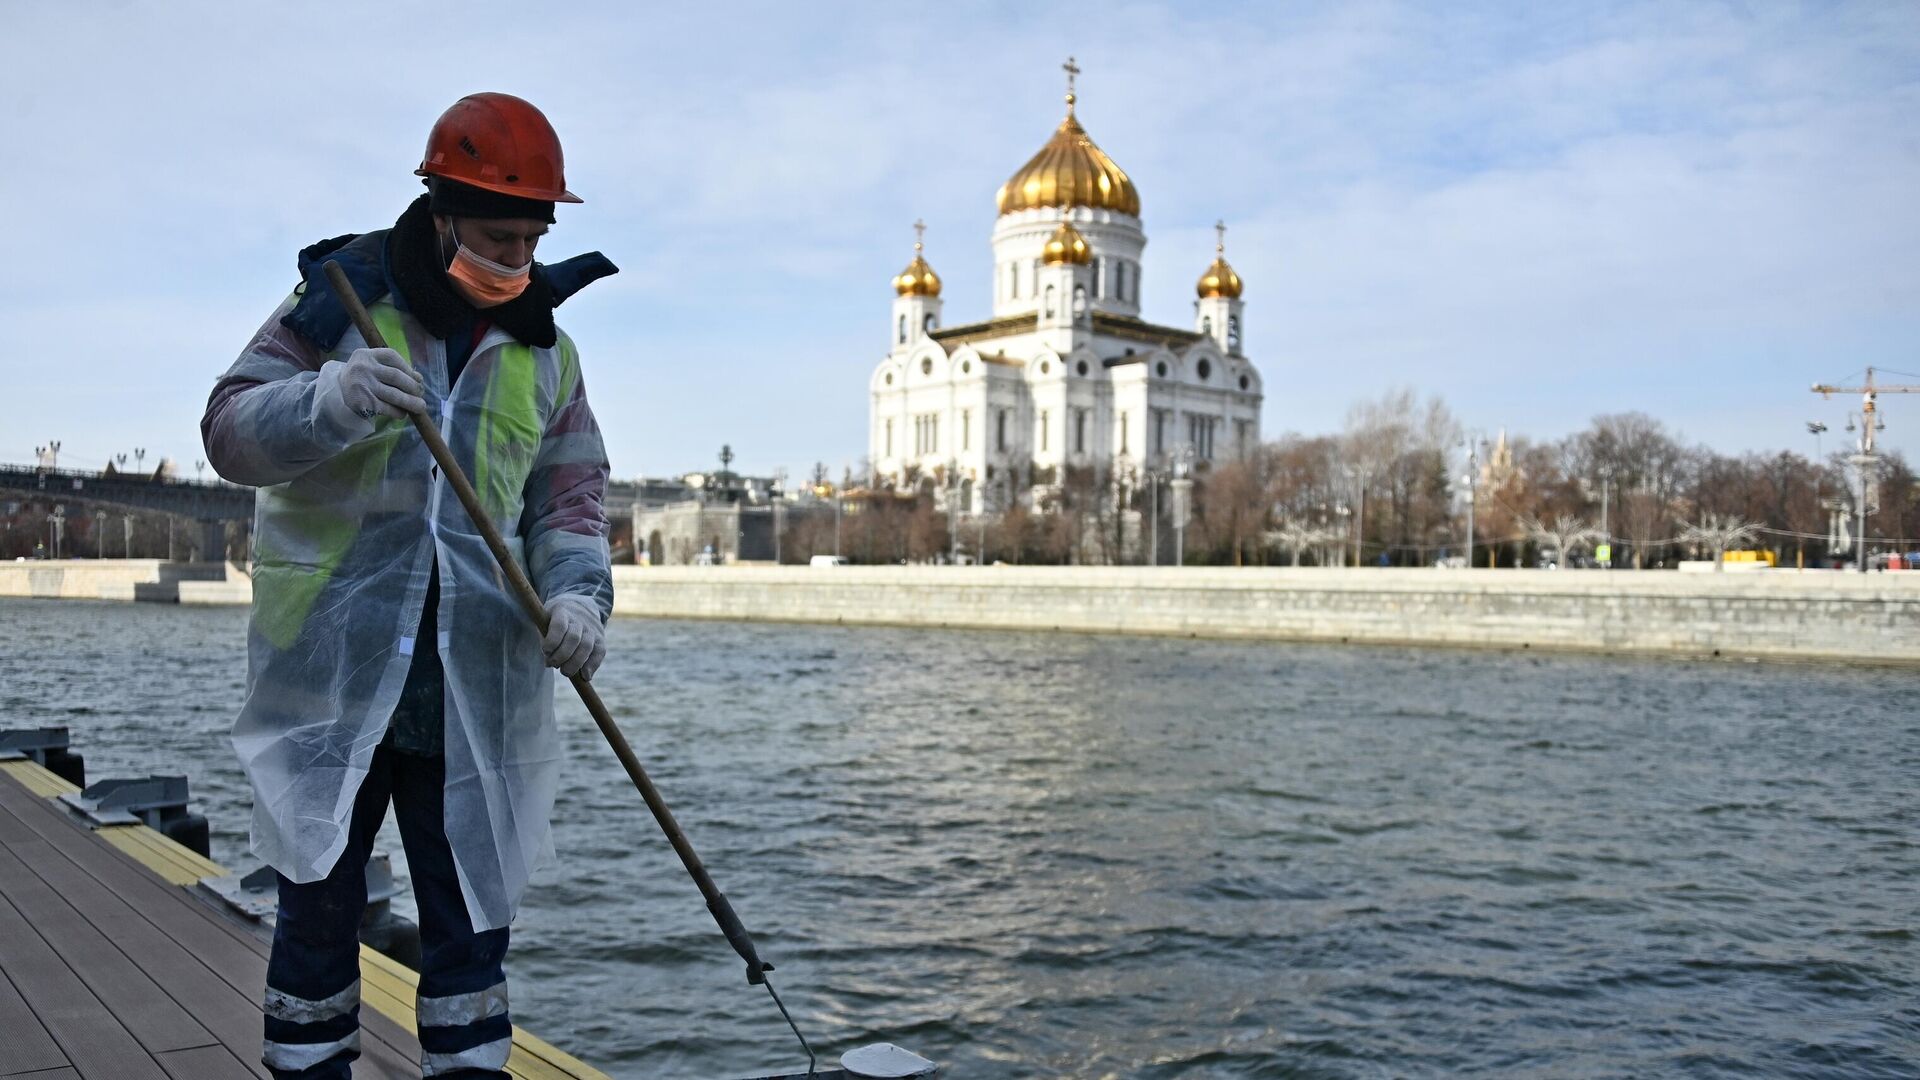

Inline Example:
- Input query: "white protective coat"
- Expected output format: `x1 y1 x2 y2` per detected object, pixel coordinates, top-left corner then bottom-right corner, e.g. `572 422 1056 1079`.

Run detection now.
209 293 612 931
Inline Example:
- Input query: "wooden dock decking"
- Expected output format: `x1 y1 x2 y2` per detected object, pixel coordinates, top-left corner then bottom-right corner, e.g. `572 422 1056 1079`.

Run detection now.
0 758 610 1080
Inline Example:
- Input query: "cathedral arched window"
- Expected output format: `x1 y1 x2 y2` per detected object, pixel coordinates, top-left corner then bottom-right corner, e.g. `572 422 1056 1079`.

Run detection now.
1008 262 1018 299
1228 315 1241 352
1072 284 1087 323
1044 284 1057 318
1115 261 1126 302
897 314 906 344
923 312 937 333
1202 316 1213 336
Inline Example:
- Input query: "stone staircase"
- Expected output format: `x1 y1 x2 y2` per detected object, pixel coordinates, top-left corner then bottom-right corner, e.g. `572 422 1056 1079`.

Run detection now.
131 561 253 605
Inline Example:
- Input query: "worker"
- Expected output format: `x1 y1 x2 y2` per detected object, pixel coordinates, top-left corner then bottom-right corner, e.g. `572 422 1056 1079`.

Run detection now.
201 92 617 1080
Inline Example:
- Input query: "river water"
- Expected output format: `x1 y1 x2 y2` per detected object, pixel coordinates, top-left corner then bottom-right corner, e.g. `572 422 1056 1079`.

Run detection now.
1 598 1915 1078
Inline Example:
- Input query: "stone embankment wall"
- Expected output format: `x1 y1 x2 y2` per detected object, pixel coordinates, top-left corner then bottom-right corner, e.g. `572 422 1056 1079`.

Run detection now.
610 565 1920 664
0 560 167 600
10 561 1914 664
0 560 252 604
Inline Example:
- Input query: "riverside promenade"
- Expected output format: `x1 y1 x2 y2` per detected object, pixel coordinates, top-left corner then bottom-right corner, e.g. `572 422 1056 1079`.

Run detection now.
7 560 1917 664
609 565 1920 665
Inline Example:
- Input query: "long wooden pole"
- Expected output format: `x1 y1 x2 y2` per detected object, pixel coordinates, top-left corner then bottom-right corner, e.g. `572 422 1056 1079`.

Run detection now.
322 262 775 987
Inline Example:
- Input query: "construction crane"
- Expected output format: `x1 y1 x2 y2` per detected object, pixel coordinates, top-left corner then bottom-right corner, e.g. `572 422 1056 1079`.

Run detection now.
1811 366 1920 570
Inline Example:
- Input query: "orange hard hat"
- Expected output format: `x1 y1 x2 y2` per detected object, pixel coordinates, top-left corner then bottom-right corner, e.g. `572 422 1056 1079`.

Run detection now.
415 92 582 204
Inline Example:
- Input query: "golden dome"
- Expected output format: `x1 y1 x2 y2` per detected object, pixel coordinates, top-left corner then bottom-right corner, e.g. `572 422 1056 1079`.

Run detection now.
893 254 940 297
1196 221 1243 298
892 219 941 297
1041 220 1091 265
1196 256 1241 299
995 70 1140 217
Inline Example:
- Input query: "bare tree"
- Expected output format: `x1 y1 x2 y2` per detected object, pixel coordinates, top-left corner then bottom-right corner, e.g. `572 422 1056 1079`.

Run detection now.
1264 520 1332 567
1195 453 1274 565
1523 515 1603 568
1342 388 1461 565
1678 514 1763 571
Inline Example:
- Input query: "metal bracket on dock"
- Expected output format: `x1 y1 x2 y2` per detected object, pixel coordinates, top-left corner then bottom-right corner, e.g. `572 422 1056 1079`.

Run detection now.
61 774 191 826
0 725 71 761
200 864 280 921
1 727 86 788
60 773 212 858
201 852 422 968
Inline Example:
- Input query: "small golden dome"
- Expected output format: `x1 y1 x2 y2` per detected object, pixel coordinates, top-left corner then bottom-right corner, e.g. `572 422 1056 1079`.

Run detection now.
892 219 941 297
1042 220 1091 265
893 254 941 297
996 65 1139 218
1196 256 1241 299
1196 220 1243 298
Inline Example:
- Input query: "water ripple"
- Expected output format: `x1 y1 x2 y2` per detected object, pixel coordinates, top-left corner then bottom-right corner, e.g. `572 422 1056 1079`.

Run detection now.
5 600 1917 1078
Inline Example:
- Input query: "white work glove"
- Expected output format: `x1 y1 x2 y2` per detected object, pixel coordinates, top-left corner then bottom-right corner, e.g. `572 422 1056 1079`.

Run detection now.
317 348 426 426
541 594 606 680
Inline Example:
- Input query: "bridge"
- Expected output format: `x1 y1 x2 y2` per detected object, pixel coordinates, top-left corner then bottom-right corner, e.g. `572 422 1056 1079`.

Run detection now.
0 465 253 561
4 465 640 563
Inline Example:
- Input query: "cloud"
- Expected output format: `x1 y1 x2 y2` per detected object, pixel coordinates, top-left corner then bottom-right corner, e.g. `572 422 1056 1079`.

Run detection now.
3 1 1916 477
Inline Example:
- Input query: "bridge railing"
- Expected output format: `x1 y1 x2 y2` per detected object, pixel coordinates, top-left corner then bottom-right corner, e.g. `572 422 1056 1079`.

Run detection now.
0 464 244 491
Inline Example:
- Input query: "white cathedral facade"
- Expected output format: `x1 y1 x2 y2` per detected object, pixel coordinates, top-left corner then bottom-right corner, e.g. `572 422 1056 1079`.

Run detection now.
868 66 1264 514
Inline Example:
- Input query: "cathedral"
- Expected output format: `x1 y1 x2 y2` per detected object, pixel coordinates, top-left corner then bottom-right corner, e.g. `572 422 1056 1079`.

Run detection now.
868 61 1264 514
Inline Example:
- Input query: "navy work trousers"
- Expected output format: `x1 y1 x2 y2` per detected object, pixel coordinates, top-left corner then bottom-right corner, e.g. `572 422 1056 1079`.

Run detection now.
262 745 512 1079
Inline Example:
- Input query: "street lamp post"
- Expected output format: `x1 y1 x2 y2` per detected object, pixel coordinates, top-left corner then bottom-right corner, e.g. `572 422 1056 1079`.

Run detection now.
93 509 106 558
1806 421 1828 566
772 467 786 565
1461 471 1475 569
1597 464 1613 570
946 458 961 565
1460 437 1479 570
1845 412 1876 572
1169 444 1195 567
51 504 66 559
123 513 133 559
1344 467 1368 566
976 486 988 565
1147 467 1161 566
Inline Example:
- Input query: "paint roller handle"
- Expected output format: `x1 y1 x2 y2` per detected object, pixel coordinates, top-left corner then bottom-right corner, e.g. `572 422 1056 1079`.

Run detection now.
709 893 773 985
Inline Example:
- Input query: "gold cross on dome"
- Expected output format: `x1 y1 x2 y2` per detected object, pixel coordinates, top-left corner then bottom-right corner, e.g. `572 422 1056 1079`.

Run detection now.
913 218 926 252
1215 220 1227 253
1063 56 1080 111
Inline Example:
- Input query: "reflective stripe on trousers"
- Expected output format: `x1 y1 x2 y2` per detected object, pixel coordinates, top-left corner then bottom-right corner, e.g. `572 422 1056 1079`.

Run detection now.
419 980 512 1076
264 744 511 1080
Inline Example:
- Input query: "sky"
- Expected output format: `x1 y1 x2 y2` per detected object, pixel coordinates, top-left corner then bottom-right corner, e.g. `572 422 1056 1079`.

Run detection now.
3 1 1917 481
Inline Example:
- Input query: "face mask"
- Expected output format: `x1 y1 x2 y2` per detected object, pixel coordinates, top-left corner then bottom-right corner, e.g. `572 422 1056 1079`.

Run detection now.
443 219 532 307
